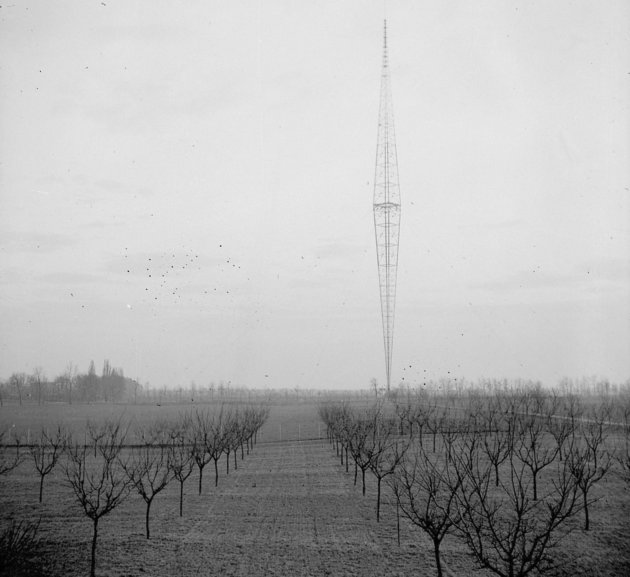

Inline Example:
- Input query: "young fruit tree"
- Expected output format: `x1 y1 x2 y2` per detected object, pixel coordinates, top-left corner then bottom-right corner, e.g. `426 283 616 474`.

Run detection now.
367 415 406 522
615 399 630 484
208 410 228 487
63 423 130 577
452 436 581 577
191 409 214 494
167 417 196 517
347 414 376 496
513 414 560 501
122 433 174 539
29 425 67 503
567 411 613 531
389 441 462 577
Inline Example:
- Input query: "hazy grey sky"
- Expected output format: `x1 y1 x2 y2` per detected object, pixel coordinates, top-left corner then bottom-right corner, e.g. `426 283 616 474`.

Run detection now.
1 1 628 389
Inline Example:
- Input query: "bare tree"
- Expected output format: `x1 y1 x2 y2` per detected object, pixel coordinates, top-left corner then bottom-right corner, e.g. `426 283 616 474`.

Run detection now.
453 437 581 577
478 404 513 487
567 408 613 530
513 414 559 501
546 415 574 462
615 440 630 485
222 412 238 475
347 415 375 496
615 399 630 484
64 362 76 405
122 437 173 539
191 409 214 494
425 400 445 453
320 402 378 492
566 394 583 424
29 425 67 502
29 367 45 406
251 405 269 445
390 442 462 577
86 421 109 459
409 392 433 444
207 410 229 487
394 397 412 436
0 427 23 476
321 402 352 468
9 373 26 406
167 415 195 516
367 416 406 522
63 422 130 577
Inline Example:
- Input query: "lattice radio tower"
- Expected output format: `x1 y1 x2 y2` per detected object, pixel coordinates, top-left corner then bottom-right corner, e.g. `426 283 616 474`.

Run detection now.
373 20 401 393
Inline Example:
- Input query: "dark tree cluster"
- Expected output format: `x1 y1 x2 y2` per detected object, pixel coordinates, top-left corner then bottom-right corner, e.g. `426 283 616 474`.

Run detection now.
0 361 140 406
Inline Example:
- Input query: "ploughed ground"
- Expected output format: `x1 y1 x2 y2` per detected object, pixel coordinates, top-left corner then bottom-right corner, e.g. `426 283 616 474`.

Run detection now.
2 418 630 576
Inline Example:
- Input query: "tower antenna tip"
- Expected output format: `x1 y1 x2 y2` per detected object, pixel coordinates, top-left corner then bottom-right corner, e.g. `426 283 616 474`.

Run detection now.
382 19 388 66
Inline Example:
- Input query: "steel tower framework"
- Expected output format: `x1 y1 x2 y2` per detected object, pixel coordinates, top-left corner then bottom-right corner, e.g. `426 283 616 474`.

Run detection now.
373 20 401 392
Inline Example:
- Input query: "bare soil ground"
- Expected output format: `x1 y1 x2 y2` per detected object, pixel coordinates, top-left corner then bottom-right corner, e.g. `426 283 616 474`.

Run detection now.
2 401 630 576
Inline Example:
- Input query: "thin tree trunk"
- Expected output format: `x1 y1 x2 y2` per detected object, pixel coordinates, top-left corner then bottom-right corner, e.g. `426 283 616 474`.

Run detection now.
179 481 184 517
90 518 99 577
198 466 203 495
434 539 443 577
345 447 349 473
362 468 366 496
583 490 590 531
354 461 358 486
145 499 152 539
39 475 44 503
376 477 382 522
214 458 219 487
396 499 401 546
226 451 230 474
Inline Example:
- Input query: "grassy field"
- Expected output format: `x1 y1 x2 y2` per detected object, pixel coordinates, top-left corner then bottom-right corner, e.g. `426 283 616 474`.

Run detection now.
1 399 630 576
0 398 327 444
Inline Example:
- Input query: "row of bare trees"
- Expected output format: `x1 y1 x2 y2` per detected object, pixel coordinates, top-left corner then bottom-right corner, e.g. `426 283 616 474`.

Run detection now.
320 392 630 577
0 404 269 577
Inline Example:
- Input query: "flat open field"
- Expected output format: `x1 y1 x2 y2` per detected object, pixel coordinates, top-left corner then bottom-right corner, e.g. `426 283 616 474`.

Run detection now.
1 400 630 576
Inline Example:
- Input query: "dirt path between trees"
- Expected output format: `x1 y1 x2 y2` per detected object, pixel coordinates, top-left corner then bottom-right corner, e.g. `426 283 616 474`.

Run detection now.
162 439 391 576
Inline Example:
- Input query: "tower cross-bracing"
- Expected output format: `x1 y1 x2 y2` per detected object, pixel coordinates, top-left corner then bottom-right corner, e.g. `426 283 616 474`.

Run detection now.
373 20 401 392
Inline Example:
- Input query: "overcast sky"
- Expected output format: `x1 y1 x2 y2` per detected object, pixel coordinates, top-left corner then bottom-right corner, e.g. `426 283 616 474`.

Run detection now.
1 1 628 390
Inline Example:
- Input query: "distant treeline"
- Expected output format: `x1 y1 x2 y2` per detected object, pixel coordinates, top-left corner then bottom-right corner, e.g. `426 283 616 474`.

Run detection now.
0 360 140 405
0 364 628 407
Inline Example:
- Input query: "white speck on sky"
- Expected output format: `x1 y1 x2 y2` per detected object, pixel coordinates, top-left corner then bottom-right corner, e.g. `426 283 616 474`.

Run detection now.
1 1 628 389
